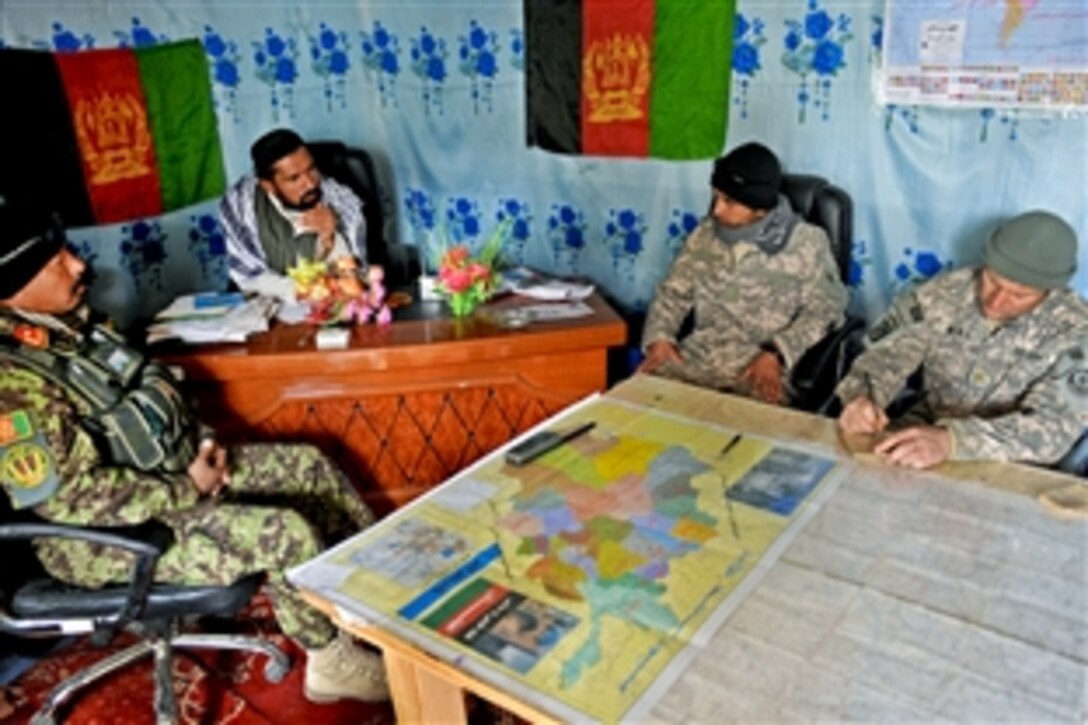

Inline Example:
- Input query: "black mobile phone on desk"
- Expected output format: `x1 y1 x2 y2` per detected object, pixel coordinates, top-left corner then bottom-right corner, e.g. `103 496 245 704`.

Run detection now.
505 422 596 466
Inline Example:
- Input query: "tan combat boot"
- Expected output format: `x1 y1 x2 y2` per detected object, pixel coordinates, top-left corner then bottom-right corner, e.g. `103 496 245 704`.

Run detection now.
304 631 390 703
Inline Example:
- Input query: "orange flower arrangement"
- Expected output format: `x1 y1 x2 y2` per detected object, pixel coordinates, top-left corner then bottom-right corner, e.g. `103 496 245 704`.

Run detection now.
287 256 391 326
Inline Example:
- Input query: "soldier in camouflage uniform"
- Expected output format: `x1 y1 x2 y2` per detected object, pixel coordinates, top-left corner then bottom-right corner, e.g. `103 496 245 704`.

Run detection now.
640 142 847 405
0 205 387 703
837 210 1088 469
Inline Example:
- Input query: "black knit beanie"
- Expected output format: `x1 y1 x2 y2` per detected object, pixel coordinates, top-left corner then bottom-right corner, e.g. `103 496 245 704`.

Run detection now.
0 199 66 299
711 142 782 211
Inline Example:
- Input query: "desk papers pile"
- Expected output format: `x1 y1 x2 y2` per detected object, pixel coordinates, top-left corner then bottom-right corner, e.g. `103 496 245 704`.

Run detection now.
147 293 277 344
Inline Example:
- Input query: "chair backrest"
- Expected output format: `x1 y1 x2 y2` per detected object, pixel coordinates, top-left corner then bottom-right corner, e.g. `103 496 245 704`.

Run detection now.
780 173 853 283
307 141 387 269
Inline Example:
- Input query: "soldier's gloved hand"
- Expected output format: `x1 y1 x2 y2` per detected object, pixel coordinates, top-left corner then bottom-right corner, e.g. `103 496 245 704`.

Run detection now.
638 340 682 374
839 397 889 435
874 425 952 469
742 350 785 406
188 439 231 497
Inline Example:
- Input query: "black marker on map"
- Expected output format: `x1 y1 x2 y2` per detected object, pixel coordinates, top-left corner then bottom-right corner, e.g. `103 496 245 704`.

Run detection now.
505 422 596 466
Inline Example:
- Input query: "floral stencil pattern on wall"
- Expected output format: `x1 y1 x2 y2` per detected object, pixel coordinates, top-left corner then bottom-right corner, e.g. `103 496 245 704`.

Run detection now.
548 203 588 273
665 209 700 257
892 247 952 292
411 26 448 115
43 21 95 51
605 208 647 280
848 238 873 288
782 0 853 123
120 220 168 291
253 27 298 120
732 13 766 120
404 188 439 270
509 28 524 72
188 213 228 283
114 17 167 47
458 20 500 113
445 197 484 248
203 25 242 121
496 198 532 263
360 21 400 108
310 22 350 111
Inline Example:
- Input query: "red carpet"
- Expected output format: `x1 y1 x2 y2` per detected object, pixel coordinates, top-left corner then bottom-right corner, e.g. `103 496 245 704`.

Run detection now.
2 594 394 725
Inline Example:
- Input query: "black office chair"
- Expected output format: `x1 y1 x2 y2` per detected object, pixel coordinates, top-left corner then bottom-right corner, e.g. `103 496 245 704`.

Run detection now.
308 140 420 287
779 173 866 414
0 506 290 724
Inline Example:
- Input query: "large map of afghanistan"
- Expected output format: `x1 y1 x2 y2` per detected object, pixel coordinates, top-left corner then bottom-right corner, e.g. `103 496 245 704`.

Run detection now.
880 0 1088 109
308 398 840 721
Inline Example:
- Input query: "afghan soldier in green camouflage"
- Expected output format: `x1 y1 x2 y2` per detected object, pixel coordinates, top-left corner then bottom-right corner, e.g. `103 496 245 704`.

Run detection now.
838 210 1088 469
640 143 847 405
0 206 387 703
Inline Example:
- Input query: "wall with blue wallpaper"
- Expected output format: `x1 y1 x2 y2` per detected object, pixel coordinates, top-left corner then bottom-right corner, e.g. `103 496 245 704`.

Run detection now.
2 1 1085 330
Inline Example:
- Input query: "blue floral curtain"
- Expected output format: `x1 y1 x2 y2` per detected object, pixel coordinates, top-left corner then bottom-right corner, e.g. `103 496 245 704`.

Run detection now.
2 0 1084 330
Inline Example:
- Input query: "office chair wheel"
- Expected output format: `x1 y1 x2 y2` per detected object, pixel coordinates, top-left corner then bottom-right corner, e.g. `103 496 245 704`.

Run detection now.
264 658 290 683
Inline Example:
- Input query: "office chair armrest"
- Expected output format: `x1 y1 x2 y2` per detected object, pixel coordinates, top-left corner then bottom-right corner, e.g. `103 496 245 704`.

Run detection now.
0 519 174 641
791 316 866 414
0 519 173 557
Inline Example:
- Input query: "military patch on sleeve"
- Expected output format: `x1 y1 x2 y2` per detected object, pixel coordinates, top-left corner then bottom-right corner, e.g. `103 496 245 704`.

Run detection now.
0 410 60 509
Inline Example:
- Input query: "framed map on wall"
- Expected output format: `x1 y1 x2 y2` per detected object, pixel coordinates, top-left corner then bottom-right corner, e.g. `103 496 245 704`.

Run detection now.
877 0 1088 112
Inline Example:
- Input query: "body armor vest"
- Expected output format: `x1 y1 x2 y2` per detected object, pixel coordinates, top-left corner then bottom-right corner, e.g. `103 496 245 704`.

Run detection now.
1 324 198 474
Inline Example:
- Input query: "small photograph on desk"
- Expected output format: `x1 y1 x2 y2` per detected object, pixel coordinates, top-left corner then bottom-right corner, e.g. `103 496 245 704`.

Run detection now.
421 578 578 674
725 447 836 517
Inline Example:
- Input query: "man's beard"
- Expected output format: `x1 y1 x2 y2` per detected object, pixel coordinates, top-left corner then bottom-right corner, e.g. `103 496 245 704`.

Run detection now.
282 186 323 211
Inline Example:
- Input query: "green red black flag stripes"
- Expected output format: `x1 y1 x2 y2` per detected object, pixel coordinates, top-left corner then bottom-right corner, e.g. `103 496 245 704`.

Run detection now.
525 0 735 160
0 39 224 226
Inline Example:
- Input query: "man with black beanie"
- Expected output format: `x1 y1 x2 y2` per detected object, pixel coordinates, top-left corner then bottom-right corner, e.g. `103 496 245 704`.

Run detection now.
0 201 390 704
640 142 848 405
220 128 367 301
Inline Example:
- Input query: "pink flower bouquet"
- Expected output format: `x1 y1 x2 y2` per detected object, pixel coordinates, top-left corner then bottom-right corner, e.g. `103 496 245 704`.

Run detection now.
436 222 507 318
287 256 392 326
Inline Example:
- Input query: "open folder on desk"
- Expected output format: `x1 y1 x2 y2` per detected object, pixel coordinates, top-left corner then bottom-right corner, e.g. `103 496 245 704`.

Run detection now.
147 295 278 344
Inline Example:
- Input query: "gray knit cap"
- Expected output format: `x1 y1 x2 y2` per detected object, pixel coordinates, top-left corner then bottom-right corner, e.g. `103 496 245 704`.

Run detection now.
984 210 1077 290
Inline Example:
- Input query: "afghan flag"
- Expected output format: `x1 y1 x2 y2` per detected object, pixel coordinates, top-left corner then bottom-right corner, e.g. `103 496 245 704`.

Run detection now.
0 39 225 226
525 0 735 160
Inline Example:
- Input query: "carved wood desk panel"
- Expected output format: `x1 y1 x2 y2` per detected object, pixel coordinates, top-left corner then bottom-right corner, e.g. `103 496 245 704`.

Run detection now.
163 294 626 516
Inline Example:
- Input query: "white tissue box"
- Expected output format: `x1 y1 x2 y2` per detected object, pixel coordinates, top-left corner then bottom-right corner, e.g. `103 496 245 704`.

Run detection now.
315 327 351 350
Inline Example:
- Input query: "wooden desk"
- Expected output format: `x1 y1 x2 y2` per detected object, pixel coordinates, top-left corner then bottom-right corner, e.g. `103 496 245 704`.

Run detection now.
293 375 1086 722
163 294 625 515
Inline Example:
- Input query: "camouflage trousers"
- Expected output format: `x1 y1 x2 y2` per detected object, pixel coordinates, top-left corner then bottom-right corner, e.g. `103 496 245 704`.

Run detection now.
34 443 374 649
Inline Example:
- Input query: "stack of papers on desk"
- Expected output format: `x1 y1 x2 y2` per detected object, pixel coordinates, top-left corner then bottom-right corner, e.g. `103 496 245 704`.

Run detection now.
154 291 247 320
147 294 277 344
503 266 595 301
